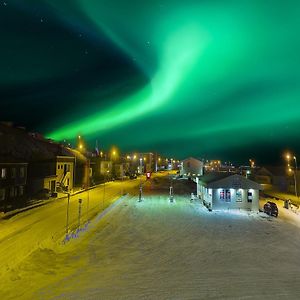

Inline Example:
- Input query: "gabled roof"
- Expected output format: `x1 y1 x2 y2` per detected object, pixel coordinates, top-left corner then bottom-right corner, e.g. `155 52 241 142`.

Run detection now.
182 157 202 163
198 173 261 190
0 123 85 163
256 166 286 177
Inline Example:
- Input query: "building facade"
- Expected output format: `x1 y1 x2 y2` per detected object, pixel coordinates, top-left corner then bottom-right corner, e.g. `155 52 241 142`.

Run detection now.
0 162 28 212
197 173 261 211
180 157 204 178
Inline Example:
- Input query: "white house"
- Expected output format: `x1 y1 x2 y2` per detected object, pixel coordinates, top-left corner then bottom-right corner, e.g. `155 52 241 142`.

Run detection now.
180 157 204 178
197 173 261 211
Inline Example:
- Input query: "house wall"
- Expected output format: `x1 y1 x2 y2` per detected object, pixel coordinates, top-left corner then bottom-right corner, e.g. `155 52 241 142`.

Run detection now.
212 188 259 211
56 160 74 191
198 185 213 208
180 159 203 177
100 161 112 175
0 163 28 212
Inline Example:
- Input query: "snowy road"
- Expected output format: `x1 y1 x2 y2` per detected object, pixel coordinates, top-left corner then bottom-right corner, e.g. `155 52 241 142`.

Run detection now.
0 178 143 279
3 189 300 299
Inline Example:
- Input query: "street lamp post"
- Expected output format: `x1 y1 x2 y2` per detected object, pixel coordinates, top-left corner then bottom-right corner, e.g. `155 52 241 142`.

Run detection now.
102 170 109 209
86 159 90 223
78 198 82 230
138 176 143 202
286 153 298 198
65 192 70 235
294 156 298 198
169 178 174 202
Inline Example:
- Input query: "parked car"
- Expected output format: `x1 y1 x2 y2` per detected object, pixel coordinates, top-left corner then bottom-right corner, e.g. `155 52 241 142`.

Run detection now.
263 201 278 217
129 174 137 179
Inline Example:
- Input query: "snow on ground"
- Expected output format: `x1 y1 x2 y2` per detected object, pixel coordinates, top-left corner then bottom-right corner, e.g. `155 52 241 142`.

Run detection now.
2 186 300 299
260 197 300 229
0 178 143 281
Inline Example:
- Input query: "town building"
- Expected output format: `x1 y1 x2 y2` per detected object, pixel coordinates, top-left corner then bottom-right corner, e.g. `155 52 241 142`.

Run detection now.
0 160 28 212
180 157 204 178
28 156 75 195
197 173 261 211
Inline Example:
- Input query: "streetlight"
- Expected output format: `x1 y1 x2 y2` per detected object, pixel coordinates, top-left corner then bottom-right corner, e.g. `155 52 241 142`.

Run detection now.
294 156 298 198
102 170 109 209
139 157 143 174
286 153 298 198
138 175 143 202
78 199 83 230
65 192 71 236
169 178 174 202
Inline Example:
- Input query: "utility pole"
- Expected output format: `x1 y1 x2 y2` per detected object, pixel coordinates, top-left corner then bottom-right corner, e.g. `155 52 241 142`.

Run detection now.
294 156 298 198
65 192 70 236
78 198 82 230
169 178 174 202
138 176 143 202
86 159 90 223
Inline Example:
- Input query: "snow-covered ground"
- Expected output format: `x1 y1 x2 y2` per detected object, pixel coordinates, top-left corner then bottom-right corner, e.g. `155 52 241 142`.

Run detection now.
0 178 143 280
2 185 300 299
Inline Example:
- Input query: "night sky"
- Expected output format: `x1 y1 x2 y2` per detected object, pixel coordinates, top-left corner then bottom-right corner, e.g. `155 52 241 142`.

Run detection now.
1 0 300 164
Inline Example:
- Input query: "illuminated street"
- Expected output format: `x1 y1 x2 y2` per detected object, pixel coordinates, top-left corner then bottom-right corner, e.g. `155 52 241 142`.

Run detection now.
0 177 143 276
2 175 300 299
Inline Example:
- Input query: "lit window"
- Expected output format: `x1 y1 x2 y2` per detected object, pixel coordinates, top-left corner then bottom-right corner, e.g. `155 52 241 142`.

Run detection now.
220 189 225 200
1 168 6 179
225 189 231 202
247 191 253 203
236 190 242 202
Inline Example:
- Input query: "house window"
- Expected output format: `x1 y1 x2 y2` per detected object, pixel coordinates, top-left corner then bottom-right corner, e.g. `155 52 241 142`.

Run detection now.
0 189 5 201
247 191 253 203
11 168 16 178
1 168 6 179
10 188 14 197
220 189 225 200
19 186 24 196
225 189 231 202
20 167 25 178
236 190 242 202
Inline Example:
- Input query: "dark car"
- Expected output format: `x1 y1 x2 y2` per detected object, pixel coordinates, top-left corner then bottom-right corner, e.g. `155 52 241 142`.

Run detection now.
263 201 278 217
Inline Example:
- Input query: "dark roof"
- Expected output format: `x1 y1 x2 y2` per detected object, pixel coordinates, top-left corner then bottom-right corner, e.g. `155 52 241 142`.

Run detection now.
0 123 81 163
256 166 286 176
198 172 233 184
198 173 262 190
183 157 202 162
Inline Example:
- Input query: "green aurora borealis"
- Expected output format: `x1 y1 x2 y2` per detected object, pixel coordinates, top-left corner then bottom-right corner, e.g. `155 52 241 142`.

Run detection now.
1 0 300 163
